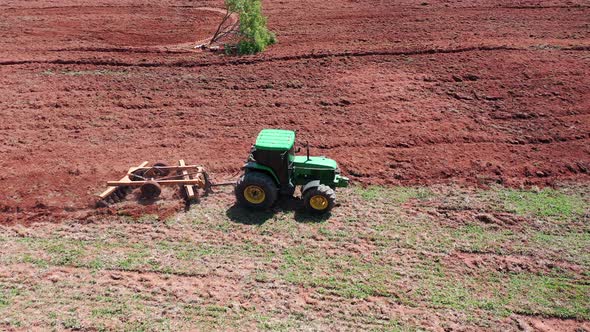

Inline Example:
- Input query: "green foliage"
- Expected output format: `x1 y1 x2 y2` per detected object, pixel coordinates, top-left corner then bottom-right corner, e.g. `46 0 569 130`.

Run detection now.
225 0 276 54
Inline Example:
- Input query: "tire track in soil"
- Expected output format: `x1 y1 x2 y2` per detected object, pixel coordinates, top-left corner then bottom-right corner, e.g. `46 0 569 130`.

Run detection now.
0 5 230 53
5 4 588 10
4 247 584 282
1 45 588 68
499 5 590 9
0 263 246 304
450 252 587 278
0 262 458 330
3 5 234 51
307 135 590 150
47 47 193 54
0 45 561 67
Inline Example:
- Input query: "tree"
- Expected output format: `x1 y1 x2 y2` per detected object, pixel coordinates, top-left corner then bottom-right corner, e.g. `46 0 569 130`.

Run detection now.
209 0 276 55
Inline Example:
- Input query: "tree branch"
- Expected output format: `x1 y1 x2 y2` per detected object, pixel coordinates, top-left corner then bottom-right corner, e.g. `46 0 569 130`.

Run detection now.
209 9 234 45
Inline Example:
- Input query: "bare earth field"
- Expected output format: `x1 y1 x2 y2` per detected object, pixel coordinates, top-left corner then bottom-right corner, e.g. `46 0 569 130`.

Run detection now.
0 0 589 330
1 0 589 224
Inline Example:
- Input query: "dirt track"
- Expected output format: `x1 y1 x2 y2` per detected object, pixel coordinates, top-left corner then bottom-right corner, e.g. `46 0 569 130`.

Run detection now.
1 0 589 224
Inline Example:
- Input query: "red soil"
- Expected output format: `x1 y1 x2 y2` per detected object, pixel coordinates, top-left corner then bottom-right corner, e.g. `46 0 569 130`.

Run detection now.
0 0 589 224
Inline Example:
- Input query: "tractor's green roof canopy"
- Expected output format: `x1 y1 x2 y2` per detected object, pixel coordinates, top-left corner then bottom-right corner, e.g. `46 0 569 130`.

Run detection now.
254 129 295 151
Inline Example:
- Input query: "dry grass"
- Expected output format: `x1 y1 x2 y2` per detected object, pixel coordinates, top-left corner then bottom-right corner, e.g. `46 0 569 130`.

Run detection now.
0 184 588 331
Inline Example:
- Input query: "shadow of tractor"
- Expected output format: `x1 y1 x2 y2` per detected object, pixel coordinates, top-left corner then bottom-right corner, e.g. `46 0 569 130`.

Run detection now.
226 196 331 225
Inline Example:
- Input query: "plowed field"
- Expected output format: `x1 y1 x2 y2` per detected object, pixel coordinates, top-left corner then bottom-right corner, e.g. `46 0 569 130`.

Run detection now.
1 0 589 223
1 1 589 330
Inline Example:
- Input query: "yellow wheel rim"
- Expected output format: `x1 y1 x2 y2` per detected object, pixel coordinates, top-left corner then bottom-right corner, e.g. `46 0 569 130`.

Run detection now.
244 185 266 204
309 195 329 210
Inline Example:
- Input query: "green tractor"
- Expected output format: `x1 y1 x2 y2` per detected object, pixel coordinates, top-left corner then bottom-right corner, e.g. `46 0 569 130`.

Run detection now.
235 129 349 214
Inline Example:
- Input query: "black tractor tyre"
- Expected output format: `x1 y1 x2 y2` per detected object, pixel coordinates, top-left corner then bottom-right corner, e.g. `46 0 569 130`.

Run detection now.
141 180 162 199
235 172 278 210
303 185 336 214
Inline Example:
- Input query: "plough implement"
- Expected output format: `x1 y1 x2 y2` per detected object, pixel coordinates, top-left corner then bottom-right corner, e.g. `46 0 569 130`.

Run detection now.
96 160 216 207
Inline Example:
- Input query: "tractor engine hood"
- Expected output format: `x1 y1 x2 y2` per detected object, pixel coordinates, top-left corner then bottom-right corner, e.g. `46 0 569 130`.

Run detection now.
293 156 338 170
293 156 349 188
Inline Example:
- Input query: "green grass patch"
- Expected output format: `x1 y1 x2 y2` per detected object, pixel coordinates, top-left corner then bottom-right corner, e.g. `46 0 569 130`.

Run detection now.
62 317 82 330
281 246 393 299
452 224 515 254
0 286 20 309
499 188 586 220
508 274 590 319
21 253 49 268
356 186 432 204
91 305 127 318
256 314 304 331
529 231 590 266
4 236 274 276
416 267 590 319
46 241 85 266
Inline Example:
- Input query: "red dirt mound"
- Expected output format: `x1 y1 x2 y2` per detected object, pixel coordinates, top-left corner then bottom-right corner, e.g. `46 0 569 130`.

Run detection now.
0 0 589 224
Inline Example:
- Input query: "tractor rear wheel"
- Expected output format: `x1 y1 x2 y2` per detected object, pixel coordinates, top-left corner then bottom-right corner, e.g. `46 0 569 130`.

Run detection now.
303 185 336 214
235 172 277 210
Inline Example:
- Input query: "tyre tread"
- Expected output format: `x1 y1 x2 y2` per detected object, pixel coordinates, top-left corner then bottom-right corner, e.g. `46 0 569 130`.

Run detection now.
303 184 336 214
235 172 278 209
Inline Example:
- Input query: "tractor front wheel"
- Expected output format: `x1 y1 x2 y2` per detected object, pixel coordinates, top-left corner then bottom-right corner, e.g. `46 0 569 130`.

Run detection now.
303 185 336 214
235 172 278 210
